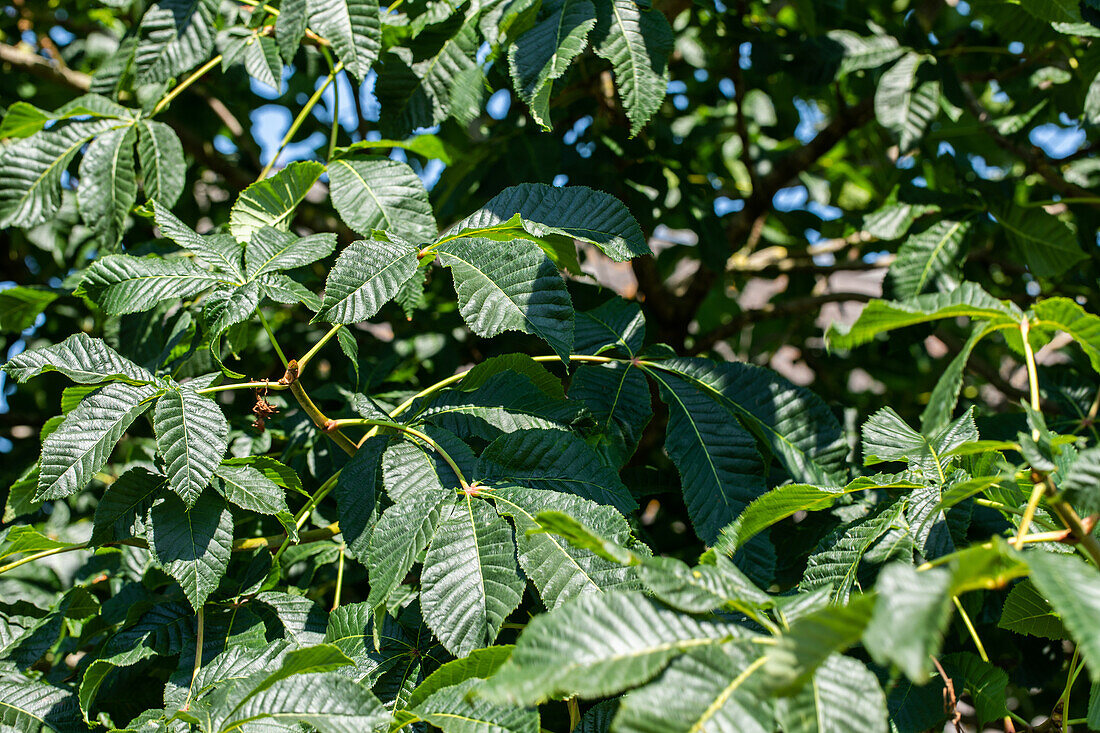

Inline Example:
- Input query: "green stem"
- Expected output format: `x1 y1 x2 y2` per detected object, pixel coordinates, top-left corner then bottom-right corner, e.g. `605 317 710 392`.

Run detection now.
952 596 989 663
152 55 224 116
288 376 357 455
184 607 204 710
330 418 469 488
1014 482 1046 550
196 380 290 395
0 544 87 575
273 473 342 563
1061 645 1082 721
257 62 343 180
297 324 343 375
320 46 340 161
259 310 289 368
332 543 346 611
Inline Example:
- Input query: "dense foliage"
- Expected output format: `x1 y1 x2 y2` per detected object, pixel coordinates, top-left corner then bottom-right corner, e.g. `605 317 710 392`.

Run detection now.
6 0 1100 731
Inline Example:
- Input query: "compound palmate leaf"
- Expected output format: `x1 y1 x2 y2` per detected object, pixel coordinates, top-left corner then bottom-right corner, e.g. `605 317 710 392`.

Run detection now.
439 236 574 361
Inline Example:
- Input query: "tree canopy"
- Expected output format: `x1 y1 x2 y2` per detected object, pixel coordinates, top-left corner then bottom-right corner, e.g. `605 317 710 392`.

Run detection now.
3 0 1100 731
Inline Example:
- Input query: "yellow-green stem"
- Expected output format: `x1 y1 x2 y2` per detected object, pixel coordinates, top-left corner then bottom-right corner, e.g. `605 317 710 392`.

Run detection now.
258 310 289 367
332 543 346 611
331 418 469 488
184 607 205 710
0 544 87 575
952 595 989 663
1014 482 1046 550
257 62 343 180
196 380 290 395
297 324 343 375
152 55 224 116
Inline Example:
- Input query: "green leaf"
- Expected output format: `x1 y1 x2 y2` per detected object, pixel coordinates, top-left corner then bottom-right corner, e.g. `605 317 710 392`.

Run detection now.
147 489 234 609
568 362 651 466
421 497 525 656
318 237 420 324
613 644 771 733
996 208 1086 278
307 0 381 79
480 590 744 705
826 29 905 76
919 322 994 433
460 354 565 399
90 466 164 545
639 554 771 615
77 124 138 248
775 653 889 733
863 406 975 480
763 594 876 695
216 671 387 733
446 184 648 262
592 0 673 136
889 219 971 299
134 0 218 84
375 24 479 137
335 437 386 563
0 286 59 333
152 201 244 277
863 563 953 681
478 429 637 512
645 365 767 544
509 0 597 129
533 509 642 566
417 371 582 440
407 645 515 709
229 160 325 244
0 676 83 733
4 332 155 385
492 486 639 609
411 677 540 733
439 236 575 361
941 653 1009 726
1024 549 1100 682
203 283 261 359
716 475 919 555
213 463 291 520
382 428 474 504
38 382 159 500
800 500 911 603
366 492 448 609
328 156 437 241
874 53 938 151
1031 297 1100 374
574 297 646 355
826 282 1020 349
75 254 230 315
998 579 1067 640
276 0 308 60
652 357 848 484
0 525 82 563
0 119 113 228
154 386 229 507
244 227 337 279
136 120 185 207
333 134 454 164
